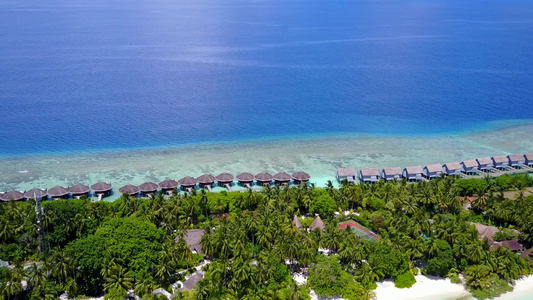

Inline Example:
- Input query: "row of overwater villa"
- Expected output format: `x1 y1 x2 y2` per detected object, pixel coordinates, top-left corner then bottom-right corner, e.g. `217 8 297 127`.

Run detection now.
0 171 311 202
337 153 533 184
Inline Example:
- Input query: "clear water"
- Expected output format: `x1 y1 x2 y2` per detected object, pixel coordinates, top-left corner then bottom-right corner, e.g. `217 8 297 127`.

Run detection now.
0 0 532 157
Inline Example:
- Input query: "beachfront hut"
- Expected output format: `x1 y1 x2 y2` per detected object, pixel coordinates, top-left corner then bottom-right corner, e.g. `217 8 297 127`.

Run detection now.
443 162 463 176
273 172 291 185
473 223 500 245
197 174 216 191
358 168 379 183
178 176 198 191
508 154 525 168
292 216 303 229
309 216 325 232
47 186 70 199
461 159 479 174
216 173 234 191
423 164 443 179
119 184 140 196
292 171 310 184
69 184 90 198
158 179 179 194
139 182 159 196
236 173 255 188
492 240 524 252
23 188 47 200
91 181 112 199
381 167 402 181
402 166 423 182
492 155 508 169
175 229 205 255
1 190 24 201
476 157 493 172
255 172 273 185
336 168 356 182
525 153 533 167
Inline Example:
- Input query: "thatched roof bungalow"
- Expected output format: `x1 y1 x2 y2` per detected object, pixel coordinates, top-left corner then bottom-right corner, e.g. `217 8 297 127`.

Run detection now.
178 176 198 190
402 166 423 182
255 172 273 185
292 171 310 184
309 215 325 232
236 173 255 188
381 167 402 181
158 179 179 194
47 186 70 199
91 181 112 194
492 240 523 252
273 172 291 185
139 182 159 196
216 173 234 190
23 188 47 200
69 184 90 197
1 190 24 201
180 272 204 291
358 168 379 183
292 216 303 229
197 174 215 191
175 229 205 255
119 184 140 196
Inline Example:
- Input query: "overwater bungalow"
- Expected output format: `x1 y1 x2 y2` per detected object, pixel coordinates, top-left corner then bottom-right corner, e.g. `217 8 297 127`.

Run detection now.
236 173 255 188
309 215 325 232
423 164 443 179
47 185 70 199
525 153 533 167
91 181 112 199
461 159 479 174
402 166 423 182
358 168 379 183
1 190 24 201
215 173 234 191
178 176 198 191
443 162 463 176
381 167 402 181
23 188 47 200
69 184 90 198
158 179 179 195
139 182 159 197
119 184 140 196
197 174 216 192
476 157 493 172
292 171 310 184
508 154 525 168
255 172 273 185
273 172 291 185
336 168 356 182
492 155 508 169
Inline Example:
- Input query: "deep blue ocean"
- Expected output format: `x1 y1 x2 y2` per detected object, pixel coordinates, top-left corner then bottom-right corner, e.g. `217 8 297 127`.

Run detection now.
0 0 532 156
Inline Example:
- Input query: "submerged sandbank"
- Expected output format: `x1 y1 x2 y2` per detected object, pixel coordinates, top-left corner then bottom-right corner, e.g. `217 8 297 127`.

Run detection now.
0 123 532 195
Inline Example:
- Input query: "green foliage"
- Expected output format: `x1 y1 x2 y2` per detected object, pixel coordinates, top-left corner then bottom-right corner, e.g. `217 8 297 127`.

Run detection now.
310 190 336 218
427 240 456 277
308 255 351 297
368 242 408 278
493 228 518 242
469 274 513 299
343 280 376 300
456 179 488 196
394 272 416 288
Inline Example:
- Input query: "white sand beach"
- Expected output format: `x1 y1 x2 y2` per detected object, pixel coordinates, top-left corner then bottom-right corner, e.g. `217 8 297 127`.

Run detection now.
374 275 472 300
495 276 533 300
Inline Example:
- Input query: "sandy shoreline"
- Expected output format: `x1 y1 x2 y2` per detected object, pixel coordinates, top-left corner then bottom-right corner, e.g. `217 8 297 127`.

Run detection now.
0 122 532 193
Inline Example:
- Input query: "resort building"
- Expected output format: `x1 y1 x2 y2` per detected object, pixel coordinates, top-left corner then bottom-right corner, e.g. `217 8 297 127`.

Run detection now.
178 176 198 191
473 223 500 245
69 184 90 198
1 190 24 201
507 154 525 168
47 185 70 199
236 173 255 188
292 216 303 229
492 155 509 169
380 167 402 181
255 172 273 185
139 182 159 197
178 229 205 255
158 179 179 195
91 181 112 199
525 153 533 167
23 188 47 200
197 174 216 192
336 168 356 182
273 172 291 185
119 184 140 196
402 166 423 182
443 162 463 176
309 216 325 232
492 240 524 252
461 159 479 174
292 171 311 185
423 164 443 179
358 168 379 183
476 157 493 172
215 173 234 190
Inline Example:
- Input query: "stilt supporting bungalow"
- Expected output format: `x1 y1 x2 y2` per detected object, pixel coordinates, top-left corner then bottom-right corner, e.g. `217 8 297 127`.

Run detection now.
476 157 493 172
443 162 463 176
236 173 255 188
492 155 508 170
197 174 215 192
525 153 533 167
508 154 525 168
215 173 234 191
461 159 479 174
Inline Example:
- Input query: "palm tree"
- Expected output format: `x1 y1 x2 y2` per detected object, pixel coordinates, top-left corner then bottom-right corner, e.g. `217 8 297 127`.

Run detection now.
0 268 23 300
104 265 133 295
26 262 47 290
287 282 304 300
50 249 75 283
465 264 490 289
355 262 384 287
